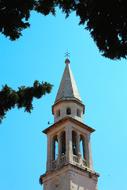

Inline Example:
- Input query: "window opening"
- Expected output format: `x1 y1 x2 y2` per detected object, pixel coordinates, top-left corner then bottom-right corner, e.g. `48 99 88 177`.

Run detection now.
56 110 60 117
80 136 86 160
53 136 58 160
66 107 71 115
77 109 81 117
72 131 77 155
61 131 66 155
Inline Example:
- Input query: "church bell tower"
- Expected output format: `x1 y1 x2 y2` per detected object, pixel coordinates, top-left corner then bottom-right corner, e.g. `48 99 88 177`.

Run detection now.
40 58 99 190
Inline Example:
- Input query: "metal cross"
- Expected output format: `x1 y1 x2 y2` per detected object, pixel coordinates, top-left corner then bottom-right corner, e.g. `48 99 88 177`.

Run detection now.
65 51 70 58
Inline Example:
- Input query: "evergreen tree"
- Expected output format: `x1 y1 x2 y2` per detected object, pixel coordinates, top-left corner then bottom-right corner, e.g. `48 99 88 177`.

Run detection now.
0 81 52 123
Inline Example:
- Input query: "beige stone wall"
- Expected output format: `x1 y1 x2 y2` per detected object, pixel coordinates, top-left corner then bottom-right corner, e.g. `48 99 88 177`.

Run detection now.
42 165 98 190
42 167 70 190
53 102 84 123
70 171 98 190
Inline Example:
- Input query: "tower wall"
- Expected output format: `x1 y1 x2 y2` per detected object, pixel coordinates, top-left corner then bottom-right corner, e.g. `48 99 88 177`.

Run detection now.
70 169 98 190
40 59 99 190
53 101 84 123
42 165 98 190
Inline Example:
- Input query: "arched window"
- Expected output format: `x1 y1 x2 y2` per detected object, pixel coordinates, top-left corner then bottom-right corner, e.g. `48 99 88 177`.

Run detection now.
56 109 60 117
61 131 66 155
72 131 77 155
77 109 81 117
66 107 71 115
80 135 86 160
53 136 58 160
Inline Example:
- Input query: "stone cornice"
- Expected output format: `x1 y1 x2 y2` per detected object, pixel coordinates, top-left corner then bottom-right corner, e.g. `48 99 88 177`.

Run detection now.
52 98 85 114
42 116 95 134
39 163 99 185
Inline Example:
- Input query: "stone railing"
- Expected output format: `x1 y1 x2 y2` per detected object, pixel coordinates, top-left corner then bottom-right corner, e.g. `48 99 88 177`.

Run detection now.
82 159 87 167
51 155 88 170
59 155 66 166
73 155 79 163
52 160 57 170
72 155 88 168
51 155 66 170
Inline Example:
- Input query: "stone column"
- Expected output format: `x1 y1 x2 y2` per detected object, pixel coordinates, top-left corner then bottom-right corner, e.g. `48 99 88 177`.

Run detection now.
77 132 81 155
66 126 72 163
57 132 61 166
83 134 93 169
51 136 55 162
58 132 62 156
46 135 52 171
87 134 93 169
77 132 82 163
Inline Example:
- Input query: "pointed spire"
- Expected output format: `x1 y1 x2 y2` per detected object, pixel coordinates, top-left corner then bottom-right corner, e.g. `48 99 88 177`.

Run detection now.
55 58 82 103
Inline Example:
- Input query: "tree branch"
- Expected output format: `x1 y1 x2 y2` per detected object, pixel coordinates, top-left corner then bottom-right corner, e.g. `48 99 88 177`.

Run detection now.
0 80 53 123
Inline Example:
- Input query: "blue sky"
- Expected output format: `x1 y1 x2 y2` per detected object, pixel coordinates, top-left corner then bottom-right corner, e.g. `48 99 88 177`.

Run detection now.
0 9 127 190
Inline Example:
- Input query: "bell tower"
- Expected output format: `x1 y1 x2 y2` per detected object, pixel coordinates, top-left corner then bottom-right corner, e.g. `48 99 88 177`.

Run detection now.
40 58 99 190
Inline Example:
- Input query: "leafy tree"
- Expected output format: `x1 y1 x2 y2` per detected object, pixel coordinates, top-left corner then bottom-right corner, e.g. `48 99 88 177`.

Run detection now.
0 0 127 59
0 81 52 123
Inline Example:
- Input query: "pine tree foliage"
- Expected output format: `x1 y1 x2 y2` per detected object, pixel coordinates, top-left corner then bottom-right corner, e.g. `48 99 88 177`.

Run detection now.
0 81 52 123
0 0 127 59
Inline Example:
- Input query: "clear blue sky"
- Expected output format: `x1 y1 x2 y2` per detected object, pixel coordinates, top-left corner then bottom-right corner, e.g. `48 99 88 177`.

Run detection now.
0 9 127 190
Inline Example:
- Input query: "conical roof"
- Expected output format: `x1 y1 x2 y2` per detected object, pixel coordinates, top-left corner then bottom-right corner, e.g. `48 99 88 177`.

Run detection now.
55 59 82 103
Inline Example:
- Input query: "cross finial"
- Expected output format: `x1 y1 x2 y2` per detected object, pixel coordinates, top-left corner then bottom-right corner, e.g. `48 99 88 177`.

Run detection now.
65 52 70 58
65 51 70 64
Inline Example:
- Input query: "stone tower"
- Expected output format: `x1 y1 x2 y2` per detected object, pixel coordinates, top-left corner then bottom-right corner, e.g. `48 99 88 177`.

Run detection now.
40 58 99 190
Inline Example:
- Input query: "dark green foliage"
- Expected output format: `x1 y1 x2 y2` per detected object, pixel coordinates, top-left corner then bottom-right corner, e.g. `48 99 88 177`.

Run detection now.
1 0 127 59
0 0 35 40
0 81 52 123
1 1 127 122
